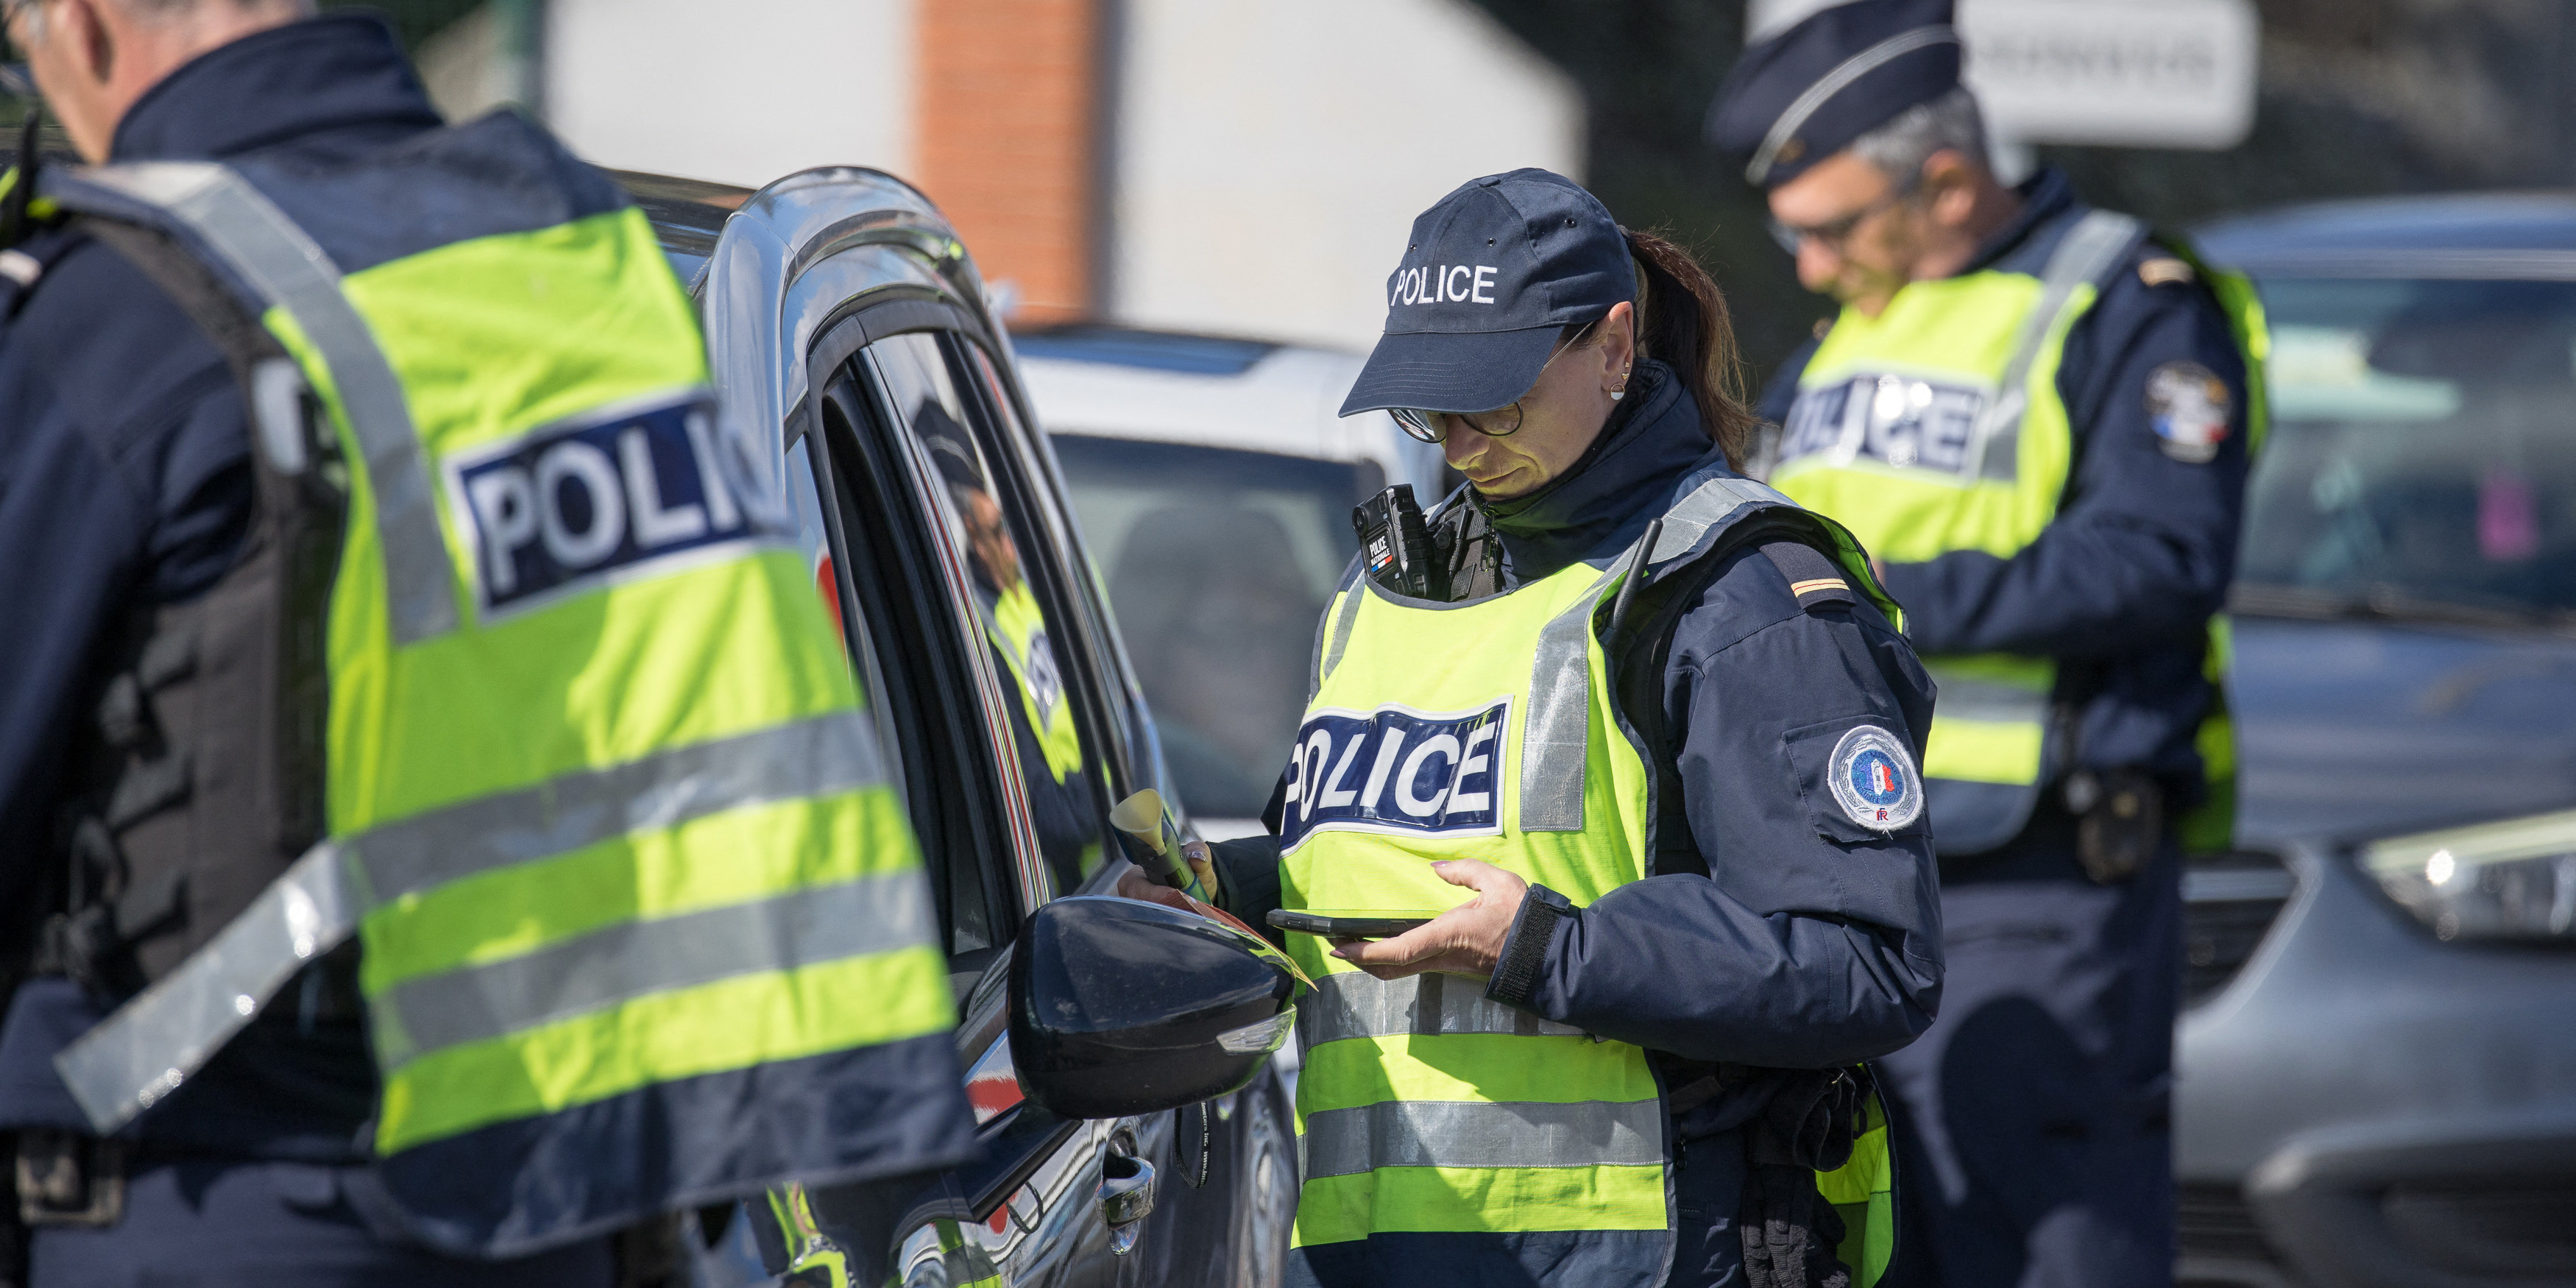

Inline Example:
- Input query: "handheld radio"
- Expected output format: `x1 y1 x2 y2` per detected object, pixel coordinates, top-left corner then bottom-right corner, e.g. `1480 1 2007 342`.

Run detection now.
1352 484 1443 600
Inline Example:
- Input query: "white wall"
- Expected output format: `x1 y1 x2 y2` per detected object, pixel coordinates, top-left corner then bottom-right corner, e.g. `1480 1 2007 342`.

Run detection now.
1110 0 1584 352
545 0 915 188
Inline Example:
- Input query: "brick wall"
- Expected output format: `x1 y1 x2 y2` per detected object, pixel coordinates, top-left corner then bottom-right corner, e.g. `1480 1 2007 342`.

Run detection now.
916 0 1101 325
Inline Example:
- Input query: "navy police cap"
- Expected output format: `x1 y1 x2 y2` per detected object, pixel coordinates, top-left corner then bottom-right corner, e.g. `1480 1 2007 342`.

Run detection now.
1707 0 1963 189
1339 168 1632 419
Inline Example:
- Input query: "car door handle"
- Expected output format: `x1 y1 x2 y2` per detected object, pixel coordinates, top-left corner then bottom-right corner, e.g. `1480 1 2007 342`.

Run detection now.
1100 1150 1156 1256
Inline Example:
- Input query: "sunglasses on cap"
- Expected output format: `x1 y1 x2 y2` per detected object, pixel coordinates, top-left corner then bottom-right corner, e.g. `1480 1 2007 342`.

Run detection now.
1390 318 1600 445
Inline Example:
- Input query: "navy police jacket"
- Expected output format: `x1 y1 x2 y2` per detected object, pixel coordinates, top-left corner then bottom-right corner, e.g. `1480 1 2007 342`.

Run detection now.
1760 168 2254 812
1224 361 1944 1105
0 15 445 1158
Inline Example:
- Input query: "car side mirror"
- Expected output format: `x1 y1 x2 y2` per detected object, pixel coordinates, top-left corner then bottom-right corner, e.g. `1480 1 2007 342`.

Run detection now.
1008 896 1298 1119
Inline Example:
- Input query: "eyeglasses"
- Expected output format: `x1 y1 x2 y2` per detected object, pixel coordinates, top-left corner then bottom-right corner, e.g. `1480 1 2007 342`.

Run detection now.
1391 319 1598 445
1765 171 1923 255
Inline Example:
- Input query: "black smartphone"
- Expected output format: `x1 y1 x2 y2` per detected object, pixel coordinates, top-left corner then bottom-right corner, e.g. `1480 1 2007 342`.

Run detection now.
1267 909 1434 939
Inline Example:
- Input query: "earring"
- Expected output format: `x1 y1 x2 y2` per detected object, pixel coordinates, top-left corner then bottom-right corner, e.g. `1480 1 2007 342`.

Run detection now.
1610 367 1631 400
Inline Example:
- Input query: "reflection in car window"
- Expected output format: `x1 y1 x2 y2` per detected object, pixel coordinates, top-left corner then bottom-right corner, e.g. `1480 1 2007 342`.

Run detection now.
1051 436 1375 824
868 332 1109 893
2246 279 2576 619
783 437 907 811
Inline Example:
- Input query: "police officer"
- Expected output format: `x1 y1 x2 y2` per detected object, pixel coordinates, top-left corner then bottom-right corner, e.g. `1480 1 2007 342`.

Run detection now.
925 415 1105 890
0 3 966 1284
1709 4 2260 1285
1127 169 1941 1288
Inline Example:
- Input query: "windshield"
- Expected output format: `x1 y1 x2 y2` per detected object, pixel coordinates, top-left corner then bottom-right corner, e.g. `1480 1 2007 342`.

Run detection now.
2240 278 2576 625
1052 435 1381 822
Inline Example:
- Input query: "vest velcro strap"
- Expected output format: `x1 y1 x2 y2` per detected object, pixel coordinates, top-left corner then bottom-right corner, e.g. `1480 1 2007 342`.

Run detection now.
374 868 934 1068
57 161 460 644
1301 1097 1665 1180
1301 969 1583 1050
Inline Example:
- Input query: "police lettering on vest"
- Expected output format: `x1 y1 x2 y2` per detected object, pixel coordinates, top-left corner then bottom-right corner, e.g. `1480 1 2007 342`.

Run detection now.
450 393 747 615
1279 698 1509 852
1780 373 1988 477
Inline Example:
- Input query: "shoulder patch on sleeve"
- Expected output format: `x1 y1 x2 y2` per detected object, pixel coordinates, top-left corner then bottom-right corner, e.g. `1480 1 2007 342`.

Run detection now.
1828 725 1922 832
2137 257 2196 288
1759 539 1856 612
2145 360 2233 463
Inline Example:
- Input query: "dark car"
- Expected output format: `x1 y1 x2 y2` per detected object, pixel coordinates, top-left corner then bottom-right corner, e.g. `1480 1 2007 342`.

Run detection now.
615 168 1300 1288
2175 194 2576 1288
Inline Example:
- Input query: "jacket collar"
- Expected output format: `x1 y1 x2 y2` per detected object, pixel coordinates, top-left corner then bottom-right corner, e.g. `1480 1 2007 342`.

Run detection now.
1956 164 2081 277
1471 358 1724 584
110 13 441 163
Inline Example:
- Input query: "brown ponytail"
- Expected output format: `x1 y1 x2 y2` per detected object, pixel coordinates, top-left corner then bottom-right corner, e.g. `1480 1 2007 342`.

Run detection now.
1617 229 1757 470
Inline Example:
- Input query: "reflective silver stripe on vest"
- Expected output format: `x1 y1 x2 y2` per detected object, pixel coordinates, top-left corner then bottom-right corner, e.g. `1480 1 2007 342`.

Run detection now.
53 841 356 1134
68 162 460 643
1922 673 2050 726
53 711 889 1134
1972 210 2145 481
1300 970 1584 1050
1649 475 1794 562
375 868 935 1067
349 712 886 904
1301 1098 1665 1180
1518 475 1799 832
1518 559 1617 833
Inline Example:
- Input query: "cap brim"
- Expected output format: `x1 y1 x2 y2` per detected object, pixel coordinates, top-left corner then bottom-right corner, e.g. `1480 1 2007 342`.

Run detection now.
1337 326 1565 418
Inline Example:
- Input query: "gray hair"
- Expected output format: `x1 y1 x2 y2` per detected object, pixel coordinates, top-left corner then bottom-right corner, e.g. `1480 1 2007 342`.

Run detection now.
1848 86 1990 184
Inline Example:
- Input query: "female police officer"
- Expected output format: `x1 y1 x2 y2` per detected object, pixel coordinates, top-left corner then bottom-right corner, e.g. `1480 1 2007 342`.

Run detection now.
1125 169 1941 1288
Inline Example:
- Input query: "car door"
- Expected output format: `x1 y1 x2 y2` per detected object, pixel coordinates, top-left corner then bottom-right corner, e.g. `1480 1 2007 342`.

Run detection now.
657 166 1293 1287
941 330 1298 1288
800 314 1288 1288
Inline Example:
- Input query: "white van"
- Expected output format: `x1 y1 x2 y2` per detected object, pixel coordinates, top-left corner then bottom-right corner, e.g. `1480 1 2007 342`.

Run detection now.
1013 325 1443 840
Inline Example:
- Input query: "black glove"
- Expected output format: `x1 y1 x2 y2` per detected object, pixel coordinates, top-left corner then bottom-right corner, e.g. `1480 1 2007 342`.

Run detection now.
1738 1066 1871 1288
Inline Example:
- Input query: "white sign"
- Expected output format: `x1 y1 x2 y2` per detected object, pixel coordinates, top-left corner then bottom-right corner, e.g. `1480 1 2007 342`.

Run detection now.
1960 0 2257 149
1744 0 2259 151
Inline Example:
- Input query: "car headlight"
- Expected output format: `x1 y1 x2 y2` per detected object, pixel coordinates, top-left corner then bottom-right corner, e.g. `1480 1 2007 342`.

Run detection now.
2362 808 2576 941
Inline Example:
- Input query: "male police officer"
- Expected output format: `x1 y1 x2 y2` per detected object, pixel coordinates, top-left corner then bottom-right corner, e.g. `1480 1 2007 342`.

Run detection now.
0 3 966 1284
1710 3 2259 1285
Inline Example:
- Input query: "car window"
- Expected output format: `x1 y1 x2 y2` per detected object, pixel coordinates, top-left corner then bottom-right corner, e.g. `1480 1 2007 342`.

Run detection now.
866 330 1114 896
960 343 1147 807
809 367 1013 969
1050 436 1379 825
2244 277 2576 622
